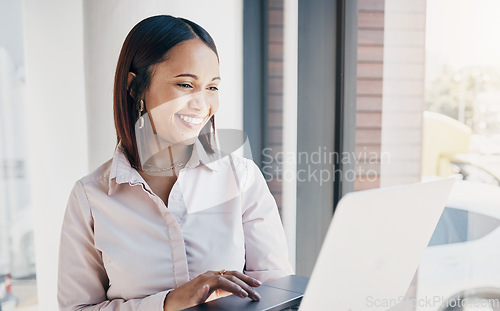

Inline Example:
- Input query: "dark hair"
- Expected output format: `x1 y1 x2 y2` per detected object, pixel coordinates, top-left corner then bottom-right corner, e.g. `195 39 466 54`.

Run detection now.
113 15 218 169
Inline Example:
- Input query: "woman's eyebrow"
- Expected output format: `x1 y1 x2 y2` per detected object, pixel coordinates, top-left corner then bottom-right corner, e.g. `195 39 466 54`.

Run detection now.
174 73 221 81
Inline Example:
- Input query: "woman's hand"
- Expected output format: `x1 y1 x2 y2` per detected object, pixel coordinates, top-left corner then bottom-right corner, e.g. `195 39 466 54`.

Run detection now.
163 270 262 311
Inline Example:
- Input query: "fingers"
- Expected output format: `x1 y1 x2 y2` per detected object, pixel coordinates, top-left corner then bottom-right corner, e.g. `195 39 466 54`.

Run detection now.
212 275 248 298
224 270 262 287
164 271 262 311
207 275 249 299
208 271 262 301
223 275 261 301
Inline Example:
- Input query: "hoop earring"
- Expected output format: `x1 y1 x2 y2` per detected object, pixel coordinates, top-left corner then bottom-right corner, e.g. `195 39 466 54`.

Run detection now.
138 100 145 129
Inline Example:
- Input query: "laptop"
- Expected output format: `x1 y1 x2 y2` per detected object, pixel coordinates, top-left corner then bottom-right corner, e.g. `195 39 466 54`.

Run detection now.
186 178 455 311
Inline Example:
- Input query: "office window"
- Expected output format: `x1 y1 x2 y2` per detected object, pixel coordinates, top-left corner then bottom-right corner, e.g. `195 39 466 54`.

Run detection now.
356 0 425 191
355 0 500 308
355 0 385 190
243 0 357 275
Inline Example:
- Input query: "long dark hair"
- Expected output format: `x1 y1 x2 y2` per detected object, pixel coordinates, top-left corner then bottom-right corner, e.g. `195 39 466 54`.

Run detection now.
113 15 218 169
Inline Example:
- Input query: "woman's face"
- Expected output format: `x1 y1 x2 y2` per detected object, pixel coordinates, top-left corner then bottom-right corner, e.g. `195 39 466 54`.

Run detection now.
143 38 220 145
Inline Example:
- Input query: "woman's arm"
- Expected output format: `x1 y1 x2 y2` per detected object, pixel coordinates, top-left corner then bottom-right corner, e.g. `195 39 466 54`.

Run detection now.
240 160 294 283
58 181 171 311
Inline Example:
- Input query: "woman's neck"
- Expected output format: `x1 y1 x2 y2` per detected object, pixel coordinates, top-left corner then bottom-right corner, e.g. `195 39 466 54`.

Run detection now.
141 143 193 177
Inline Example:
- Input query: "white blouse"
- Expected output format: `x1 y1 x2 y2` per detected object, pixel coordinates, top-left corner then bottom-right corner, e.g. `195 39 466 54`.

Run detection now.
57 140 293 310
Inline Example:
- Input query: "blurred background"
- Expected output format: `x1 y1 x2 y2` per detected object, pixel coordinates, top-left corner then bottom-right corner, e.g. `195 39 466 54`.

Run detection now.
2 0 500 310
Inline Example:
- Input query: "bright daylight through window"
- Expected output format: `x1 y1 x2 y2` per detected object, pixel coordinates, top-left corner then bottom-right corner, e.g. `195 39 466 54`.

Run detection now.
355 0 500 310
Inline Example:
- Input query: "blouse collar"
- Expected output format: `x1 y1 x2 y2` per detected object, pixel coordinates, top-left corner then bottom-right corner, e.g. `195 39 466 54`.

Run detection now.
108 138 220 195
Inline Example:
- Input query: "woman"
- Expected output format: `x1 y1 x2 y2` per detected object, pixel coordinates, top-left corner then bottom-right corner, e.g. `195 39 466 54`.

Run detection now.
57 15 293 311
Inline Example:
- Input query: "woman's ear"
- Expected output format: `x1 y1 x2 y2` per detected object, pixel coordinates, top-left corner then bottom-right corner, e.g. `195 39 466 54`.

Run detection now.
127 72 136 98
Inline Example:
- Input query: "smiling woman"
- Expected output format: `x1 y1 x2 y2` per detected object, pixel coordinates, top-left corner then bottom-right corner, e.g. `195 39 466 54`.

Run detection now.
142 39 220 147
114 16 220 172
57 15 292 311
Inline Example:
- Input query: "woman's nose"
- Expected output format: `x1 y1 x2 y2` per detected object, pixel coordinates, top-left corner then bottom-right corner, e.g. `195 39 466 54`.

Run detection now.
188 92 209 111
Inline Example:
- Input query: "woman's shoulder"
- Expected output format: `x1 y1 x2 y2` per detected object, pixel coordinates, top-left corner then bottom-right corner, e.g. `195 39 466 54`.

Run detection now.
212 152 266 188
64 158 114 212
213 150 257 172
77 158 113 190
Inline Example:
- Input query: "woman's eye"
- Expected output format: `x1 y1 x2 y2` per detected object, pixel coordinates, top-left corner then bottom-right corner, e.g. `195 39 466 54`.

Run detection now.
177 83 193 89
208 86 219 91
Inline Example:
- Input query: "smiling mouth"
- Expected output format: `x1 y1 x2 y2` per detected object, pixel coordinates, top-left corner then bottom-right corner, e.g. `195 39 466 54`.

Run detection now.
176 113 207 129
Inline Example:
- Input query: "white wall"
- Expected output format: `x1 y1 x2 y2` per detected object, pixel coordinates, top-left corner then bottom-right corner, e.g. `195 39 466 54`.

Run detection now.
23 1 243 309
84 0 244 170
22 1 88 310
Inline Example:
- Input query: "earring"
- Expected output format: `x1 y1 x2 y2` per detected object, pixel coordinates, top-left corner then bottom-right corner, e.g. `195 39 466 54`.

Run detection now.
138 100 145 129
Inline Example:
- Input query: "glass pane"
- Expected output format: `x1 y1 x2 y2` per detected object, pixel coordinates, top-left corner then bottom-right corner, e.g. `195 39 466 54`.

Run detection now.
357 0 500 309
423 0 500 308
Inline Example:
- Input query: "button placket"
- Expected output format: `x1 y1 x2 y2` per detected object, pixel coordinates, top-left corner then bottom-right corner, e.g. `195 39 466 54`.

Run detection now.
164 213 189 287
152 175 186 225
168 181 186 225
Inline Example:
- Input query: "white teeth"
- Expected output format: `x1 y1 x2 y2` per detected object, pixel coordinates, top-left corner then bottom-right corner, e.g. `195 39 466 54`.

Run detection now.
179 114 204 125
